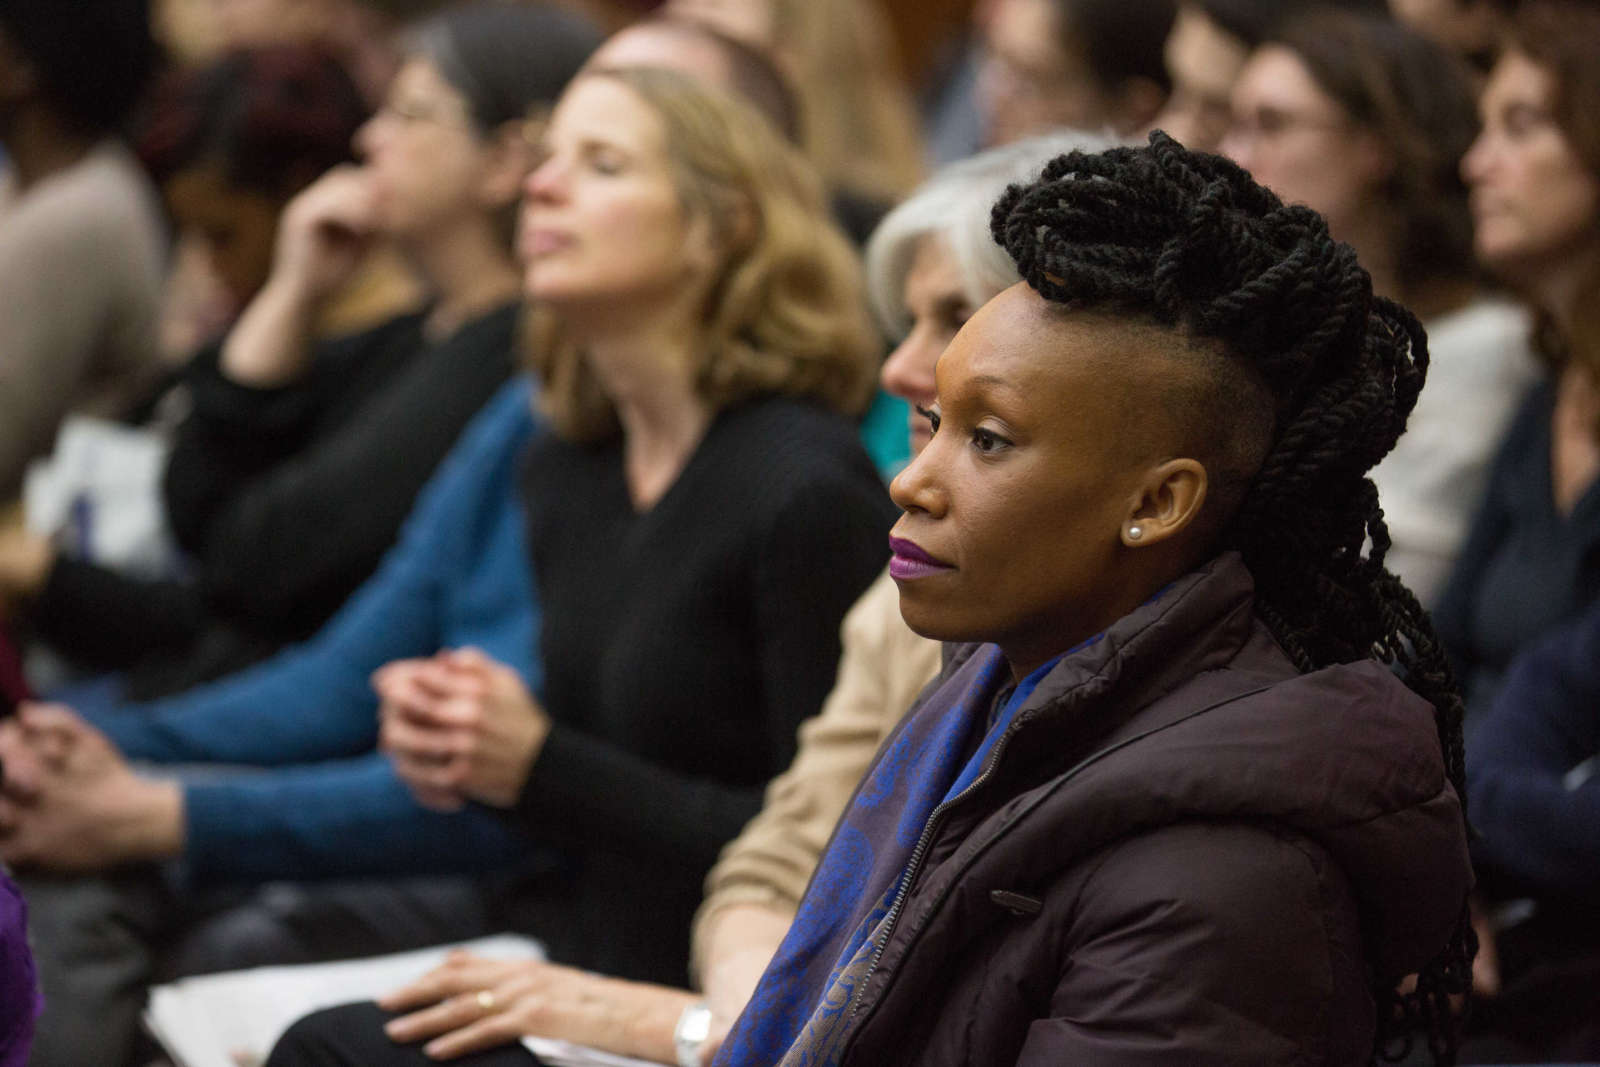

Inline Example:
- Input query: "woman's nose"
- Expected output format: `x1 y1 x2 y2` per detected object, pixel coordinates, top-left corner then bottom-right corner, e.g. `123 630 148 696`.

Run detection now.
1460 130 1493 186
880 330 939 405
889 439 947 516
524 157 564 201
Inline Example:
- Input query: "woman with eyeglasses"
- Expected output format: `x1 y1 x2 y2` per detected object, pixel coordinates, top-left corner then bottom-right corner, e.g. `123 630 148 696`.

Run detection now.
1221 9 1538 609
1449 4 1600 1055
0 4 600 702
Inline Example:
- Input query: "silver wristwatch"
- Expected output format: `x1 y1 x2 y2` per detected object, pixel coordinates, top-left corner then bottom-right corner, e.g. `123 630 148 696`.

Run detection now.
674 1000 714 1067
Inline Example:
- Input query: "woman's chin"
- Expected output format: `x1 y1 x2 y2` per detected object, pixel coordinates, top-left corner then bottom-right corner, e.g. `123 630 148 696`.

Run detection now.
893 593 968 644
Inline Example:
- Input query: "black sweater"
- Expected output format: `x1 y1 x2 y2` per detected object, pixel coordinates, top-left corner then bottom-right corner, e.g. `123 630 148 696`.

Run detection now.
503 395 895 985
31 303 519 697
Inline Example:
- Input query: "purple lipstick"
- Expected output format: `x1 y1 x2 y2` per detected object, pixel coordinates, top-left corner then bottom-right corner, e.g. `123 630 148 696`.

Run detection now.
889 536 954 580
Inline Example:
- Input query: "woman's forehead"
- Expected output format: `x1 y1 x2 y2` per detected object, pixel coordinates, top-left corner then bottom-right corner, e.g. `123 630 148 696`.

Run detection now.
548 77 664 148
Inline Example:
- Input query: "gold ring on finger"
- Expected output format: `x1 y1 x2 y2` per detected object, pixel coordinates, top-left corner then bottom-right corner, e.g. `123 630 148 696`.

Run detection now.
475 989 496 1012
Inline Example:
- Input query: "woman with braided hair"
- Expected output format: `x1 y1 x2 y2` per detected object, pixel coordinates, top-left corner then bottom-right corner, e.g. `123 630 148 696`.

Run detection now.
713 132 1475 1066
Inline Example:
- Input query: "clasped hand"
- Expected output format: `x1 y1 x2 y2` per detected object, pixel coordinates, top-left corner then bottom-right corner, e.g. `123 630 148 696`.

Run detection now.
376 648 549 812
0 702 181 870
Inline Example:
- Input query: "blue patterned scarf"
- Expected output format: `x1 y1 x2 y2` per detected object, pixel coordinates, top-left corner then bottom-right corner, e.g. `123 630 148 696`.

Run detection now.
715 643 1070 1066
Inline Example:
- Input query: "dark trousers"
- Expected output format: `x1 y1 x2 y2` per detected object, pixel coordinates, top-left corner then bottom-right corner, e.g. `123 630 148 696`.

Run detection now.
21 868 499 1067
267 1000 541 1066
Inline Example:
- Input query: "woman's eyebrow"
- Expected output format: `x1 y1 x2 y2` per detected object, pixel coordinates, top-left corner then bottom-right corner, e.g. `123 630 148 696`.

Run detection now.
968 372 1022 394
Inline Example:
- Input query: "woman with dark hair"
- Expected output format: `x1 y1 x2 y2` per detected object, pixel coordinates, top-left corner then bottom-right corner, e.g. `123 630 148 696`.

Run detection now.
0 3 601 701
977 0 1175 146
1447 2 1600 1057
1222 10 1537 605
1437 0 1600 722
1153 0 1386 154
137 43 375 358
0 0 164 494
707 134 1474 1064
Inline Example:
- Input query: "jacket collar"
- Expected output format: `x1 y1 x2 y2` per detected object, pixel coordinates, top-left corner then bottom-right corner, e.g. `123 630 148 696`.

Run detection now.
937 551 1278 772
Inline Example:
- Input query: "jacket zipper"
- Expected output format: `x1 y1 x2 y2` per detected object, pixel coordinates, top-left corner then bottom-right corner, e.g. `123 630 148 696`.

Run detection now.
845 708 1031 1022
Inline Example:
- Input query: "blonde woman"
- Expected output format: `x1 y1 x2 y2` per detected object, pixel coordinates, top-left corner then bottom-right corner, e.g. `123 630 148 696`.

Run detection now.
267 66 894 1066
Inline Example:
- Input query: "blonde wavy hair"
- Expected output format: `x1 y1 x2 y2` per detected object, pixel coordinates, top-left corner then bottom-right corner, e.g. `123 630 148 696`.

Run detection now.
531 66 880 443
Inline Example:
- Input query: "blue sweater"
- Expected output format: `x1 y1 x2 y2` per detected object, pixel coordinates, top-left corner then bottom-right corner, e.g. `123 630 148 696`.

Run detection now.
1468 597 1600 897
87 378 543 883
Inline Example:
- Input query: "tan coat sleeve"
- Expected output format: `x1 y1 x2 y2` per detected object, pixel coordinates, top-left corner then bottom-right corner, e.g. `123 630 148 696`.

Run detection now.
0 146 164 495
690 567 941 973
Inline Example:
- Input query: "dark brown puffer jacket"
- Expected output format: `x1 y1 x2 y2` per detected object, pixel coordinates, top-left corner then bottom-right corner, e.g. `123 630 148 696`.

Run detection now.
833 553 1473 1066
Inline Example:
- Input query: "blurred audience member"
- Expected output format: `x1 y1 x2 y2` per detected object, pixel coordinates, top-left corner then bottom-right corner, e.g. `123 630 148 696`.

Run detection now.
0 4 599 704
597 11 908 258
162 0 455 101
1436 0 1600 723
923 0 1169 164
1223 10 1538 605
1463 598 1600 1061
137 44 378 363
1390 0 1510 72
976 0 1173 146
666 0 926 206
587 15 801 146
266 131 1107 1067
0 0 164 496
1155 0 1385 153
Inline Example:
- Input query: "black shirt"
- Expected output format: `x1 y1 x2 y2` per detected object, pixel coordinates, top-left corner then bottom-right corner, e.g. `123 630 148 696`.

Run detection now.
32 304 519 696
507 394 895 983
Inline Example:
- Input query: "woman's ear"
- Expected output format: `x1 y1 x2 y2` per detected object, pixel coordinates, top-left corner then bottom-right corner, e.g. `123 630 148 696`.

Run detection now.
684 194 756 280
1121 458 1208 548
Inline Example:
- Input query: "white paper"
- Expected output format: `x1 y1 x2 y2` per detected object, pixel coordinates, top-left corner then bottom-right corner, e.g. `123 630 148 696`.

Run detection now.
520 1036 664 1067
145 934 544 1067
24 414 180 579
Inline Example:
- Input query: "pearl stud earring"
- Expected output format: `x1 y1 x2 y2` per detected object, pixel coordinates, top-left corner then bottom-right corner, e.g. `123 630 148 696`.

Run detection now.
1127 525 1144 541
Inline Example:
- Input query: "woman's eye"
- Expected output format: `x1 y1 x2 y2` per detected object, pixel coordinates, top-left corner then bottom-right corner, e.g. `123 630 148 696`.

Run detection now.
589 152 624 175
1501 104 1548 138
971 427 1010 454
915 405 940 434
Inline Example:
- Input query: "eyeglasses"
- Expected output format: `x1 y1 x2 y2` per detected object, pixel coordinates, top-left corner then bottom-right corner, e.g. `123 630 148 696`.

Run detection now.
1227 107 1351 146
377 95 476 130
980 47 1091 104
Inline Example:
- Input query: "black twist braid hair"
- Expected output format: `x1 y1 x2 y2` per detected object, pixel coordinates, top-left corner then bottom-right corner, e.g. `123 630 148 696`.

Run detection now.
991 132 1472 1064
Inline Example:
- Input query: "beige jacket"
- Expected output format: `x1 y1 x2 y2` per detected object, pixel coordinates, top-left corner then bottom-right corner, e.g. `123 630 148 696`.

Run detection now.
691 567 941 968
